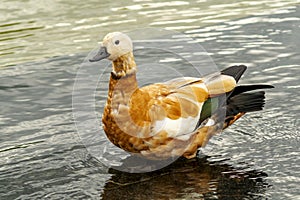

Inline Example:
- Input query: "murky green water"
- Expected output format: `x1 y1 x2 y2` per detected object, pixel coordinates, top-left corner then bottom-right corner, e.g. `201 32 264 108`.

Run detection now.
1 0 299 199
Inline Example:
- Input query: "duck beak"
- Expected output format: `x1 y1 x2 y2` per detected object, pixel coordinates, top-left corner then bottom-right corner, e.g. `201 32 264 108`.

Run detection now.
89 46 110 62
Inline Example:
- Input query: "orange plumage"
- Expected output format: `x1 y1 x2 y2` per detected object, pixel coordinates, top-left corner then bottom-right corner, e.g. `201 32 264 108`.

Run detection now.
89 32 273 159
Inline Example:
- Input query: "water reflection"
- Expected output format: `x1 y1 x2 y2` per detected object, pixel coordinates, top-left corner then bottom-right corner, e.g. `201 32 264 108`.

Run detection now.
102 156 269 199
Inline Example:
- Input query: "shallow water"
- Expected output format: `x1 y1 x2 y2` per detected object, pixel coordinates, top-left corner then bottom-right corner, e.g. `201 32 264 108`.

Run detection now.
1 0 300 199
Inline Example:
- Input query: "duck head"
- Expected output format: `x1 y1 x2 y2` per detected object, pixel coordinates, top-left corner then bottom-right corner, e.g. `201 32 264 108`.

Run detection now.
90 32 133 62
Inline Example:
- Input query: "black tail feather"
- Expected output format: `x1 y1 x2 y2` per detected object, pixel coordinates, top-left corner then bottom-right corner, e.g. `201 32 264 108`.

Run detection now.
226 91 266 116
195 65 274 130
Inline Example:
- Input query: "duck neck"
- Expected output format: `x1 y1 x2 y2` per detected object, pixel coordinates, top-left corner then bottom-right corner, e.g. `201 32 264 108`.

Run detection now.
112 52 137 78
107 52 138 105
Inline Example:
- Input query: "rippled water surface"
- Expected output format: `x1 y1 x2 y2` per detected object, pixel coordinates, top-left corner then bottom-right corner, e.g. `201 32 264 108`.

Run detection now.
1 0 300 199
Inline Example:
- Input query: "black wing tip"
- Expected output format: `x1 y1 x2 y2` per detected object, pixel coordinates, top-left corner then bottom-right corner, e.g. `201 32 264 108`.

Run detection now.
221 65 276 88
221 65 248 82
252 84 274 89
264 85 275 89
229 84 274 97
221 65 247 74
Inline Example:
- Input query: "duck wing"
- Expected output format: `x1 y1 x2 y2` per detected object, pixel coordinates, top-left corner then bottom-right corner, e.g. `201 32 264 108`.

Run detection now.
129 66 238 139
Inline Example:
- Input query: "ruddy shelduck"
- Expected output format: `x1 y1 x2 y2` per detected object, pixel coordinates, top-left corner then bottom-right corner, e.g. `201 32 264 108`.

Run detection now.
90 32 273 159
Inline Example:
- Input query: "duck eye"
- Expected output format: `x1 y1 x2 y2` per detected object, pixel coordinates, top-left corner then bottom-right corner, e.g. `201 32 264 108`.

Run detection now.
115 40 120 45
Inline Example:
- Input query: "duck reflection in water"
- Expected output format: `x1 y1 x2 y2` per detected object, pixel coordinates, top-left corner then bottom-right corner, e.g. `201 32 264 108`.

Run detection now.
101 155 269 199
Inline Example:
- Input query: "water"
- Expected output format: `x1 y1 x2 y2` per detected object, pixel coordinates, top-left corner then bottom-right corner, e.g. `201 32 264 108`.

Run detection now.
1 0 299 199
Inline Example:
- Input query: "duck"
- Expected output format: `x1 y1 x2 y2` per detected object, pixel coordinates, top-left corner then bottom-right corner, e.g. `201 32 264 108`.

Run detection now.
89 32 274 160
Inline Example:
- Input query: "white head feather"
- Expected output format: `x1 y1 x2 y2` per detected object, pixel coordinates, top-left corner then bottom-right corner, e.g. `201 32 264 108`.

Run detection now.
101 32 133 61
